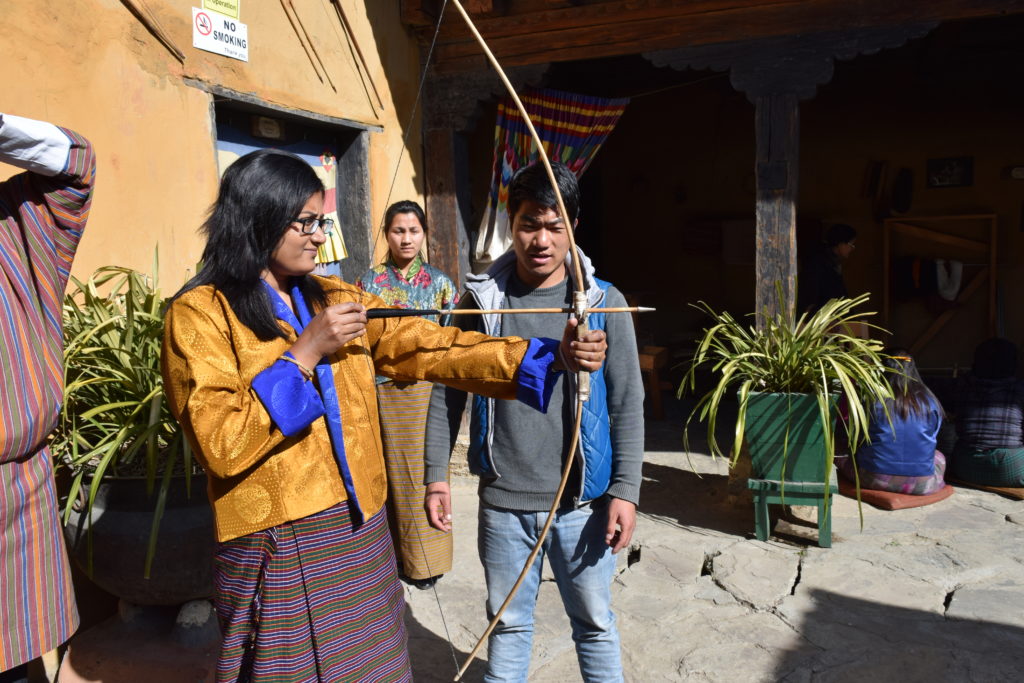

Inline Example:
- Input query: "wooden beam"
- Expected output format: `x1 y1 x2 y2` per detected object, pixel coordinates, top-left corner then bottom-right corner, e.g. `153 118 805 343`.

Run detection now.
401 0 438 27
403 0 501 26
420 0 1024 72
754 92 799 327
888 221 989 252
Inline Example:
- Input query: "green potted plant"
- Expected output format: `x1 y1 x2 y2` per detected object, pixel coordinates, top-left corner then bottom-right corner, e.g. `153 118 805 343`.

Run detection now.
679 293 893 545
52 262 214 605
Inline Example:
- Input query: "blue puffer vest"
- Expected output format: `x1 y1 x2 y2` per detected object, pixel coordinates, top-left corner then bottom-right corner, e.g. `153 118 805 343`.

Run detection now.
465 253 614 504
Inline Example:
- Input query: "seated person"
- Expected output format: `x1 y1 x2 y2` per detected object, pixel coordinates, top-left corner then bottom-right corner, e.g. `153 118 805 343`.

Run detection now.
839 349 946 495
942 338 1024 487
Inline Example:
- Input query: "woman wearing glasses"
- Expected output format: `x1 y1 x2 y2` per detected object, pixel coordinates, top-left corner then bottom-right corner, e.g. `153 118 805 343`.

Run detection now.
357 201 458 592
161 149 606 682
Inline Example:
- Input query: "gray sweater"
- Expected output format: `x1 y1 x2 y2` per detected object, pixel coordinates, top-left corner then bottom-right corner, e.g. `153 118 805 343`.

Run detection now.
423 273 644 511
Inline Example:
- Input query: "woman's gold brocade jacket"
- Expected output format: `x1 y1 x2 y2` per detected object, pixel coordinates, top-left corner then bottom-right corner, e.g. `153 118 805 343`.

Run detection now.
162 277 528 541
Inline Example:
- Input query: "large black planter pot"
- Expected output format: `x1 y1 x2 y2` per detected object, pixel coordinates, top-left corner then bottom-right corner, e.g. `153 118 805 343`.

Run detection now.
64 476 216 606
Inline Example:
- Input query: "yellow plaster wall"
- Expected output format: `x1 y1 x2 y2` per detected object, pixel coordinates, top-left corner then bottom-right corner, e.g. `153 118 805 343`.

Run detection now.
1 0 424 290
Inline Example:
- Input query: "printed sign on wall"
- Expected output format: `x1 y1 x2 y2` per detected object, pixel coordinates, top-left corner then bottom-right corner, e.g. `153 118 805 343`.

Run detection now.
203 0 240 19
193 7 248 62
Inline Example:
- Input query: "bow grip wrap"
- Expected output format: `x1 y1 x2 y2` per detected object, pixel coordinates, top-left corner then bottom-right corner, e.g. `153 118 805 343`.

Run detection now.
573 290 591 402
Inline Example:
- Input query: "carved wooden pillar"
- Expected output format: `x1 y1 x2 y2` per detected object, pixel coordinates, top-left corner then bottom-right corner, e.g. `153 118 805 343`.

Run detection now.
645 22 935 327
754 93 799 325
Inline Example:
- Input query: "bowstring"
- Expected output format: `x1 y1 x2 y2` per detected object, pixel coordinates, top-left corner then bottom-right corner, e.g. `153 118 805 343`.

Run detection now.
444 2 590 678
364 1 460 674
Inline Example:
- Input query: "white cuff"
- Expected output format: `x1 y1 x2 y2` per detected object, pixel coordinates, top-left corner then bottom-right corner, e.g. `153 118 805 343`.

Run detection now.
0 113 71 177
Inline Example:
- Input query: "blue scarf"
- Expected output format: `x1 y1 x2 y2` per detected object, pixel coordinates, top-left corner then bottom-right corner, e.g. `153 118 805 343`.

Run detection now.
262 279 363 524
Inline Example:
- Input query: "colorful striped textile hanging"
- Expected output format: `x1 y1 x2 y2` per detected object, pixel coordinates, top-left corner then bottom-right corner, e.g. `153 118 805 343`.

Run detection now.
474 88 629 269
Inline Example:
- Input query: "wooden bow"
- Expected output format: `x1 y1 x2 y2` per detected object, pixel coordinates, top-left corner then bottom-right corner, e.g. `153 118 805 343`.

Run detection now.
446 1 594 679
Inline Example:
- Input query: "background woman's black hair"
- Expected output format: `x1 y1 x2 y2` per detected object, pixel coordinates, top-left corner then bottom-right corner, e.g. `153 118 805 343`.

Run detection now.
172 148 327 340
383 200 428 235
824 223 857 248
882 348 943 420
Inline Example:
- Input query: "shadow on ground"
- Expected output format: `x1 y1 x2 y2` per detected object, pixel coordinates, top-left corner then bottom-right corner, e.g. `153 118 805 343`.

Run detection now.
405 604 486 683
642 396 835 544
640 461 753 537
772 589 1024 680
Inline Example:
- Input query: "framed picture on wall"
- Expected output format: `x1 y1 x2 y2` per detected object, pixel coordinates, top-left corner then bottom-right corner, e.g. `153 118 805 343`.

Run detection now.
926 156 974 188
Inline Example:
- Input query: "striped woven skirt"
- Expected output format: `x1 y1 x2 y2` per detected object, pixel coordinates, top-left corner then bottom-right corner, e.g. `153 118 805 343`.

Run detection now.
376 380 453 581
0 447 78 670
213 505 411 683
839 451 947 495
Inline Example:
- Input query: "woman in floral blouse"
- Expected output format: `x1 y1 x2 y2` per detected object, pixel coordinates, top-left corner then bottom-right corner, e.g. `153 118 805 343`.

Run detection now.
358 200 458 589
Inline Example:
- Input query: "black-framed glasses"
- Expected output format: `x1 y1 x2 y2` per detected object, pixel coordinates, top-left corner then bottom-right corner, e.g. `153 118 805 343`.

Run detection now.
290 216 335 236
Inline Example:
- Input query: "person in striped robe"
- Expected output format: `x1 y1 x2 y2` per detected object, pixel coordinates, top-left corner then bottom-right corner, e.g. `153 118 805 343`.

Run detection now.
0 114 95 681
357 200 458 591
161 149 607 682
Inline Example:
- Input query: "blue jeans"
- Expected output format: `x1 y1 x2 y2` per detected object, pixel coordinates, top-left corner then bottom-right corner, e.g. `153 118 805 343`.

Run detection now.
478 501 622 683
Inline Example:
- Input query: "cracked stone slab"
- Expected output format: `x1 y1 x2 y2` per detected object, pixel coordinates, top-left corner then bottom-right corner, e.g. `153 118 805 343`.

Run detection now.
1007 511 1024 526
673 611 816 682
794 553 946 614
817 534 1000 592
627 537 710 584
946 585 1024 628
712 542 801 610
614 570 704 623
614 607 752 682
692 575 738 605
775 553 947 653
616 605 803 682
913 529 1024 576
917 502 1014 532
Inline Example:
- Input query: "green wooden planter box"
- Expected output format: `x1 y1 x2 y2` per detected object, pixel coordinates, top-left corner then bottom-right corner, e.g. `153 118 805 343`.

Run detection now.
744 392 838 547
745 392 836 482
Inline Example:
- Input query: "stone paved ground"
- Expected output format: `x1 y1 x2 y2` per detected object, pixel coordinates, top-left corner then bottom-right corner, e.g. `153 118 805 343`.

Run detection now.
404 400 1024 682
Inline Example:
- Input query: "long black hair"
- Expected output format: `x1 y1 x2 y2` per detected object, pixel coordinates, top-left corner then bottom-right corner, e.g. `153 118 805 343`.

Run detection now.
173 149 328 340
883 348 943 420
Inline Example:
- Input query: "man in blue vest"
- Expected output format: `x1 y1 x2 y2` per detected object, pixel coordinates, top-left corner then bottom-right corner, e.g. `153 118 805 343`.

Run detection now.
424 161 644 682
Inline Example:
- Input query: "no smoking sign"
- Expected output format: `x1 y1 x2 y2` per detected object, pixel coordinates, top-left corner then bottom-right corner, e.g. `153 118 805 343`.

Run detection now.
192 7 248 62
195 11 213 36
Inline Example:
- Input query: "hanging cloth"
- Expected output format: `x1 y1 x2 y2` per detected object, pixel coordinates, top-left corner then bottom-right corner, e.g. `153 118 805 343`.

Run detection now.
474 88 629 270
935 259 963 301
261 280 363 524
